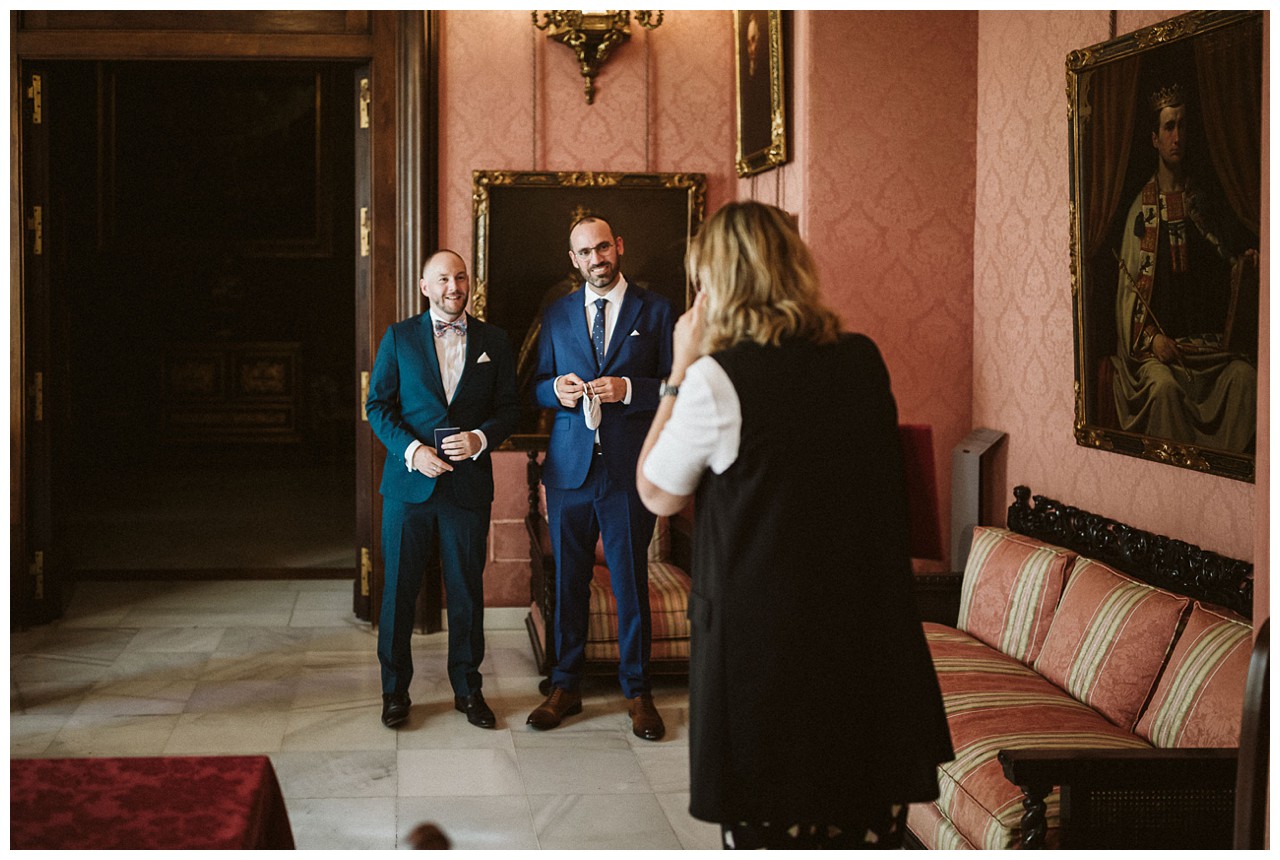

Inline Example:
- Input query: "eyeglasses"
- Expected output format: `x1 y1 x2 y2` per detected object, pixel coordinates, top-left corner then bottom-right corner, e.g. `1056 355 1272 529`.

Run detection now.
573 241 614 261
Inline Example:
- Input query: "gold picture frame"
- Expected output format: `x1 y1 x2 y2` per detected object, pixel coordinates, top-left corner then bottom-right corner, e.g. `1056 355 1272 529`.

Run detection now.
1068 10 1262 482
471 169 707 445
734 10 787 177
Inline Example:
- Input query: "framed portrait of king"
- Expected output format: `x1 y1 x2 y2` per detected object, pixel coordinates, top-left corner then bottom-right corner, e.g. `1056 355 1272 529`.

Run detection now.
1068 10 1262 482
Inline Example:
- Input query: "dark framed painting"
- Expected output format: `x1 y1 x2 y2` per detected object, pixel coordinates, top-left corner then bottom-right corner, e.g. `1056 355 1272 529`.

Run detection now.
1068 10 1261 482
734 10 787 177
471 169 707 445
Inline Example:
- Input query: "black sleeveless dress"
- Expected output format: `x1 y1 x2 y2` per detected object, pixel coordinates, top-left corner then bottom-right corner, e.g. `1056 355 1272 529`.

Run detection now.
686 333 953 825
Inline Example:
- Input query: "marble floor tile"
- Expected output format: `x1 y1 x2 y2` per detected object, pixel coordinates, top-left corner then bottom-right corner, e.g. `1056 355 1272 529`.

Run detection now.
305 624 376 652
124 626 227 653
634 744 692 793
393 710 519 751
281 705 399 752
11 678 98 715
397 795 539 850
73 678 197 717
270 749 398 798
11 578 707 851
516 736 651 796
46 713 181 757
185 678 301 714
162 710 288 755
397 748 526 797
530 793 683 850
282 797 398 851
655 790 723 850
10 714 67 757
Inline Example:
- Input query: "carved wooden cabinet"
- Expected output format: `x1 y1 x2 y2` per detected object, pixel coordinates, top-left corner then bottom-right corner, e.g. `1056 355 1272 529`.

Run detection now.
163 341 302 442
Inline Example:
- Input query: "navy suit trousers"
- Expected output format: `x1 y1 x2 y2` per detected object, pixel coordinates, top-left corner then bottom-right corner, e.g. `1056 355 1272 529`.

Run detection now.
545 452 655 698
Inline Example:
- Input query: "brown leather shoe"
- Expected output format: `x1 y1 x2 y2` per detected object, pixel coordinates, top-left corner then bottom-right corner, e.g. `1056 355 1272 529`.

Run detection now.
526 686 583 730
628 693 665 741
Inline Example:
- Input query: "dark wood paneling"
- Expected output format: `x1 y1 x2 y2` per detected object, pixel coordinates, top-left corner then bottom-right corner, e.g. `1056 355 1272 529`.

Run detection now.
18 11 369 34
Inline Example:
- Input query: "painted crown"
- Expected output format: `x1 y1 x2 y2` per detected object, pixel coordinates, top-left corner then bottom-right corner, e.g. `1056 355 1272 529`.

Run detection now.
1148 82 1185 113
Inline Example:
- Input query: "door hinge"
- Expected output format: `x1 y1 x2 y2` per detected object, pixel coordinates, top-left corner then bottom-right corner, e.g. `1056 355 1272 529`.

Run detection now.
27 206 43 256
360 207 370 257
360 371 370 421
360 547 371 597
31 551 45 600
27 74 42 125
33 371 43 422
359 77 371 129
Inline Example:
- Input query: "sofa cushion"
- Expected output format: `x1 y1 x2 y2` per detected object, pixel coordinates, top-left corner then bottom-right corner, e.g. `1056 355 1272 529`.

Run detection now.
913 624 1151 850
1034 558 1190 730
584 561 691 660
1135 601 1252 748
956 526 1074 665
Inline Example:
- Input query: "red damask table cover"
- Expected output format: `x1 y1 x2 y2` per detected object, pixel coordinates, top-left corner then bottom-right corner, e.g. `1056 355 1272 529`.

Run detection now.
10 755 295 849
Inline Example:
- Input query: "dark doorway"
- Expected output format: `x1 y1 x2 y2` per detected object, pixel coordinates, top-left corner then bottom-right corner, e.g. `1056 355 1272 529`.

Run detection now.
50 60 357 578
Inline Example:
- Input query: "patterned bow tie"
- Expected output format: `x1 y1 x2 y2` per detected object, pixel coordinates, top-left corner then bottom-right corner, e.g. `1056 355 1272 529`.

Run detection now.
434 318 467 337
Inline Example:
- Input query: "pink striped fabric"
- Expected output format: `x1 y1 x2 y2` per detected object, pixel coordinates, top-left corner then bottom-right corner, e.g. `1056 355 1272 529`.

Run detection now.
955 527 1074 665
1033 558 1190 730
1135 601 1252 748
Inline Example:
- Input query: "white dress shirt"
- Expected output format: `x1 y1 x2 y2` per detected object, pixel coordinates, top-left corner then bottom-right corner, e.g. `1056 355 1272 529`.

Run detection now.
404 310 488 470
554 276 634 410
641 355 742 496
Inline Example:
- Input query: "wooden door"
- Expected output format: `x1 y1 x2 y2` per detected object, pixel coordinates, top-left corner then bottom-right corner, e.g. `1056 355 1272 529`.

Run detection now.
14 63 61 627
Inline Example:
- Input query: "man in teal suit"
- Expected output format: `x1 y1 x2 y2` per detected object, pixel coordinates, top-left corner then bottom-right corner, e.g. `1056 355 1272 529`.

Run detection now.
366 249 519 729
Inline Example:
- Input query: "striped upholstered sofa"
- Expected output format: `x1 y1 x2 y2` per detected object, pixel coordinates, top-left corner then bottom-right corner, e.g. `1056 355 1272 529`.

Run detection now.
906 486 1256 850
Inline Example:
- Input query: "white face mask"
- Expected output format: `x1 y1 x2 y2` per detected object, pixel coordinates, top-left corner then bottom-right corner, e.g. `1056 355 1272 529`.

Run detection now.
583 391 602 430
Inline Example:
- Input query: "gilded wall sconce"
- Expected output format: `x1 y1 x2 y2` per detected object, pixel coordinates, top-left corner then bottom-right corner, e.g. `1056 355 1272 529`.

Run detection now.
532 10 663 104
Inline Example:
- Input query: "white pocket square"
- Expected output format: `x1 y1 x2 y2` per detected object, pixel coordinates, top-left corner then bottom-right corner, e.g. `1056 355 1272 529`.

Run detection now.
477 352 491 363
629 329 640 337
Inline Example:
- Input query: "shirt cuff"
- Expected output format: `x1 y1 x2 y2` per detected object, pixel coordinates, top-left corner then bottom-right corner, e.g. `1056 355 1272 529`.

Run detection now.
405 439 423 472
470 429 488 460
622 377 632 405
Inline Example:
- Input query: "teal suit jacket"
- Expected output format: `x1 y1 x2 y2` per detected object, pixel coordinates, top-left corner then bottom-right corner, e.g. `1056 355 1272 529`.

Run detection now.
366 313 519 507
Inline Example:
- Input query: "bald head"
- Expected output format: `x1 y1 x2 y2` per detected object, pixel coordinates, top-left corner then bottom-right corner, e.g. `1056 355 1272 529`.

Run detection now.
420 249 470 321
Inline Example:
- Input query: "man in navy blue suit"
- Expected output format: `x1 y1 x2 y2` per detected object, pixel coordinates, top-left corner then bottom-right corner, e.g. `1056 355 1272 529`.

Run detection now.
527 215 674 740
366 250 519 730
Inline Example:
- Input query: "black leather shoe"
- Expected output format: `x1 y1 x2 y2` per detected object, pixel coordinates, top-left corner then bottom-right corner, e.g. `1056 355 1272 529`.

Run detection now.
381 692 411 728
455 691 496 729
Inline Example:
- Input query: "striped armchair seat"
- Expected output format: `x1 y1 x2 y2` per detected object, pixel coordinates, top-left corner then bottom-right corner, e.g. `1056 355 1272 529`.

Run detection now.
525 477 692 679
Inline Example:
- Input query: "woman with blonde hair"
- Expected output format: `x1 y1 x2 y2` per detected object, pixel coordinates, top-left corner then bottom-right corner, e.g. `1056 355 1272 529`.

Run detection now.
638 201 952 849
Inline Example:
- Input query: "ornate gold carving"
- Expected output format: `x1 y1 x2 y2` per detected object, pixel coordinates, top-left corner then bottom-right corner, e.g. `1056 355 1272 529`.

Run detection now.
1135 17 1199 49
1065 48 1095 71
532 11 663 105
1142 439 1211 471
1068 201 1079 299
735 10 788 177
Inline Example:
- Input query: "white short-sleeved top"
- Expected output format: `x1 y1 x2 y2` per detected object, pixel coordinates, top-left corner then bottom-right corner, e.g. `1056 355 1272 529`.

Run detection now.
641 355 743 496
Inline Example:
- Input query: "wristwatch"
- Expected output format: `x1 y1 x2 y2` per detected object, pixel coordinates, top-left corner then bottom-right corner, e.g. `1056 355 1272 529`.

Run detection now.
658 379 680 398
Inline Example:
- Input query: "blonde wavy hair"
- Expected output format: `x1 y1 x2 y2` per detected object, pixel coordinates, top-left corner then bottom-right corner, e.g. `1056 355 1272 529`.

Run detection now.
687 201 841 353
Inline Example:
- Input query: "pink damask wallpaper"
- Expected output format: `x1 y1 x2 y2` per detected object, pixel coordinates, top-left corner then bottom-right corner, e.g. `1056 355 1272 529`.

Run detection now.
743 11 979 569
972 10 1263 577
431 10 1266 612
437 10 737 605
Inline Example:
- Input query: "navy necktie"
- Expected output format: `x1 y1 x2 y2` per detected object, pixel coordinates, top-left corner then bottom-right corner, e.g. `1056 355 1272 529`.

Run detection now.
592 297 607 365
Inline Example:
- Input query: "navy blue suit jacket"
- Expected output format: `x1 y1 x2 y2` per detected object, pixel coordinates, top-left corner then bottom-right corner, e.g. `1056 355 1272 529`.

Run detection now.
366 313 519 507
533 283 674 489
